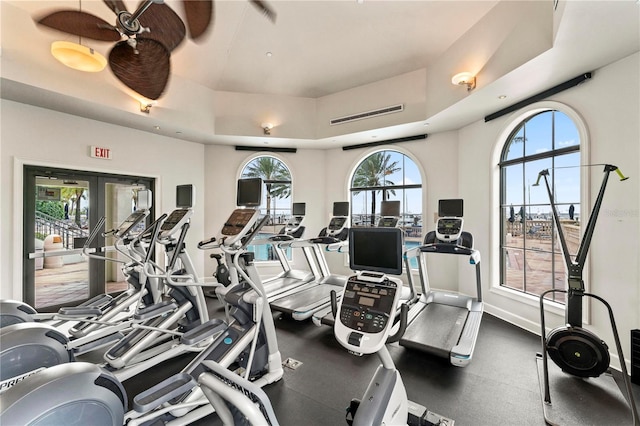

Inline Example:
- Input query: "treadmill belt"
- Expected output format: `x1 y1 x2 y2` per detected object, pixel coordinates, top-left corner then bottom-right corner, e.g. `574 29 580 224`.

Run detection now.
400 303 468 358
270 284 338 314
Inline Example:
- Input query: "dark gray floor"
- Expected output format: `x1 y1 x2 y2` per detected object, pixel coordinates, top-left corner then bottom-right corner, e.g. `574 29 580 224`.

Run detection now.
122 304 639 426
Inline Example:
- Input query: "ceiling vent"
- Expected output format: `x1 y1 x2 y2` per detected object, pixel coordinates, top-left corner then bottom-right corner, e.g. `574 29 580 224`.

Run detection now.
330 104 404 126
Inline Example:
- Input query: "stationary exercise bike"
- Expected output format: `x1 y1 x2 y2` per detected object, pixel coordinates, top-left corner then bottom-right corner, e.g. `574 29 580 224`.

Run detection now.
535 164 639 425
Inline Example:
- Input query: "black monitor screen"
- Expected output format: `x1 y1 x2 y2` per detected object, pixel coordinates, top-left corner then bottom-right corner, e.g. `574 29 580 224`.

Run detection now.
380 200 400 217
349 227 403 275
333 201 349 217
176 185 194 208
439 199 463 217
237 178 262 207
292 202 306 216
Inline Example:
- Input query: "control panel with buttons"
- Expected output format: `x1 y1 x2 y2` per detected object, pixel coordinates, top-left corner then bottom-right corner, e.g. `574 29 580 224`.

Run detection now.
334 274 401 355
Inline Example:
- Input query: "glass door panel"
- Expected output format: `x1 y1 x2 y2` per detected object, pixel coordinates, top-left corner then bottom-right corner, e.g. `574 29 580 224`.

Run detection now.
24 166 155 312
104 183 149 294
30 175 93 309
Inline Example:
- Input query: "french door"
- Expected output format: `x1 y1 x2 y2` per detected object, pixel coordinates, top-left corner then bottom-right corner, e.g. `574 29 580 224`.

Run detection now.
23 166 155 312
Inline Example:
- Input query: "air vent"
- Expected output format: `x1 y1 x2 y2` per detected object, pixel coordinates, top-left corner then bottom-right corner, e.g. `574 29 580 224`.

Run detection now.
330 104 404 126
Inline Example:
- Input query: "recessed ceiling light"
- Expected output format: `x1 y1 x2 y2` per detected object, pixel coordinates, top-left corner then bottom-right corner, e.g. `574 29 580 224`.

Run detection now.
266 52 273 58
154 126 160 130
498 95 507 99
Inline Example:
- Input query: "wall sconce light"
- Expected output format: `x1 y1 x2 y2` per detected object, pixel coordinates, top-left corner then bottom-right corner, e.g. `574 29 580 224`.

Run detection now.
451 72 476 91
262 122 273 135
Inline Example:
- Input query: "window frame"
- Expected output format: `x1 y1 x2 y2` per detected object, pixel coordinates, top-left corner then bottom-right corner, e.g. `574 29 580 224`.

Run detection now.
490 101 590 316
238 154 293 263
348 147 425 270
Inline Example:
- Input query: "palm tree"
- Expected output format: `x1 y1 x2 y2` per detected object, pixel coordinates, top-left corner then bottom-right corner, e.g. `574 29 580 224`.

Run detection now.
242 157 291 219
352 152 400 225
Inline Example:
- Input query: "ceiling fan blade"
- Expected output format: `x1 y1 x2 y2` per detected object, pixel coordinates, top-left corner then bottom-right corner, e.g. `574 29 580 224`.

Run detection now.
182 0 214 41
38 10 121 42
250 0 276 23
108 38 170 100
103 0 128 15
136 2 185 52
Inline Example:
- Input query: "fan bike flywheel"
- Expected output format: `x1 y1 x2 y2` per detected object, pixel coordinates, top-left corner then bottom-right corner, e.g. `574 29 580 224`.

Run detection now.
546 326 610 378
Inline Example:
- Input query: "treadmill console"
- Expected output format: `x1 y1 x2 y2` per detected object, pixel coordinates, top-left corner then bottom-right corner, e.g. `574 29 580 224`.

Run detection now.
159 208 193 239
327 217 347 234
219 208 260 246
436 217 463 242
334 275 401 355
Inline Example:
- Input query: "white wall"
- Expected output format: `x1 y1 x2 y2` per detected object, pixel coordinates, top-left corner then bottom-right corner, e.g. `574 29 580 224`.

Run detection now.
458 52 640 370
0 100 206 301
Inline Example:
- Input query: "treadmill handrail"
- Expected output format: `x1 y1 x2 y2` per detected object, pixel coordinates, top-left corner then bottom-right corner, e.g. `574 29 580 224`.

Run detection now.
406 243 479 260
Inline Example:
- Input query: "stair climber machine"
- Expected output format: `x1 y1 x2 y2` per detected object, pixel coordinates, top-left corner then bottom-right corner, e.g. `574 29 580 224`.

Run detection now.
267 201 351 320
534 165 638 426
400 199 483 367
195 226 454 426
252 202 322 300
0 185 219 392
312 200 417 327
0 189 154 330
0 178 284 426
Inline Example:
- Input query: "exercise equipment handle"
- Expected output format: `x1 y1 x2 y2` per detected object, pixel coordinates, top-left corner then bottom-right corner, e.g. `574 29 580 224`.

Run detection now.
386 303 408 344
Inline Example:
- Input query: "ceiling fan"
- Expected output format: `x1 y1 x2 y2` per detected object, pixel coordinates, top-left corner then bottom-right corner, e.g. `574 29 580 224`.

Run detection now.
36 0 276 100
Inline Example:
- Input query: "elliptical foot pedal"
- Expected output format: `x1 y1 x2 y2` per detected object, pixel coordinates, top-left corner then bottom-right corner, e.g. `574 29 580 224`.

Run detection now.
180 319 226 345
73 332 125 356
133 372 196 413
133 301 178 321
58 306 103 318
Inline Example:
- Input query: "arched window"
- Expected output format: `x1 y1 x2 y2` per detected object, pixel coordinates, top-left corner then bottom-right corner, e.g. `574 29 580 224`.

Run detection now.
240 156 292 261
499 110 580 303
350 149 423 238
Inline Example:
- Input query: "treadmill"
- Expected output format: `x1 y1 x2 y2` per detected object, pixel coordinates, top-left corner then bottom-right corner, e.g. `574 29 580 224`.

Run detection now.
400 199 483 367
257 203 321 299
311 200 416 326
268 202 350 320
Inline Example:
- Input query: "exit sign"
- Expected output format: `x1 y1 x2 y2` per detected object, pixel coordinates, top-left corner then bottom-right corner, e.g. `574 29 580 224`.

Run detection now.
90 146 112 160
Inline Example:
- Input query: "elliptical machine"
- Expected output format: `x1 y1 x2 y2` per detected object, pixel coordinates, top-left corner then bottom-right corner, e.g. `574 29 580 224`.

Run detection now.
535 164 639 425
1 178 284 426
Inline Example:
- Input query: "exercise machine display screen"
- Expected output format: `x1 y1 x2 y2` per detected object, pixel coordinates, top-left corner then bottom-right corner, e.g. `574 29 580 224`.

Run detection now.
380 200 400 217
176 184 194 209
237 178 262 207
292 202 306 216
349 227 403 275
328 217 347 232
438 199 463 218
339 277 397 334
116 211 147 236
333 201 349 217
160 209 191 238
436 217 463 242
221 209 258 237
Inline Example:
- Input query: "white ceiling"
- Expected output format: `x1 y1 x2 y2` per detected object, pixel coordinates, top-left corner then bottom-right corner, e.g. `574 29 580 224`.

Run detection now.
1 0 639 149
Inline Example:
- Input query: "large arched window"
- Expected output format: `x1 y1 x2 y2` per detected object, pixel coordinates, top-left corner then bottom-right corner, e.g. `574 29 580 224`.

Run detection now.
499 110 580 303
240 156 292 261
350 149 423 238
